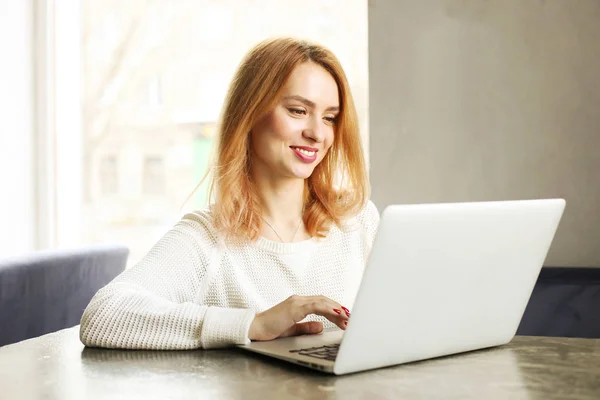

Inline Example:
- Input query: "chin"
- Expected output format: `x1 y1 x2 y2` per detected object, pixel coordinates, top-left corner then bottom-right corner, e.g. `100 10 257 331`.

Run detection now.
292 172 312 180
291 168 315 180
288 158 323 179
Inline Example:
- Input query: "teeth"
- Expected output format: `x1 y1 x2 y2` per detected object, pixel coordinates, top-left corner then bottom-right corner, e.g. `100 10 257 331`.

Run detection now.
295 148 315 156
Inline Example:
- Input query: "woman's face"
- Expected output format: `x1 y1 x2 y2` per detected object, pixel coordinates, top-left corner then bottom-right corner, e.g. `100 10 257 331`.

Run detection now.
250 62 339 180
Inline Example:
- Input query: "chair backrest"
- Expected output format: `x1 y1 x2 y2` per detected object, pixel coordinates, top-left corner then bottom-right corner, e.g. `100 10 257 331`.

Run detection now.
517 267 600 338
0 244 128 346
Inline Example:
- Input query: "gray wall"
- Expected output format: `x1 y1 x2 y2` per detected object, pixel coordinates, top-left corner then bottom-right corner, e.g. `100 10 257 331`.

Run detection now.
368 0 600 267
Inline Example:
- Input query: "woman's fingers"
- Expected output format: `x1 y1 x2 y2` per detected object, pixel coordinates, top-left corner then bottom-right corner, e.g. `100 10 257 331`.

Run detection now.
299 297 350 330
249 295 351 341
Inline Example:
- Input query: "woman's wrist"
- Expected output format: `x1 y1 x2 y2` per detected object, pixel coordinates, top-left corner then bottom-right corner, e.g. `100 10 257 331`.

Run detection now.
247 313 262 341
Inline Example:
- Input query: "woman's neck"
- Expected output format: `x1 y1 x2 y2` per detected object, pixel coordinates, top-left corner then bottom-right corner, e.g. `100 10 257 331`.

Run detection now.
251 172 308 242
255 178 305 223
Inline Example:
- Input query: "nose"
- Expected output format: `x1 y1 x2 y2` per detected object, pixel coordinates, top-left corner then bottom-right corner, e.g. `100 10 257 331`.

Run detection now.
302 116 325 143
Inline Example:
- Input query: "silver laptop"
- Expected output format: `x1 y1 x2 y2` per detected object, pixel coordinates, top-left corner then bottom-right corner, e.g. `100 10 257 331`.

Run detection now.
238 199 566 375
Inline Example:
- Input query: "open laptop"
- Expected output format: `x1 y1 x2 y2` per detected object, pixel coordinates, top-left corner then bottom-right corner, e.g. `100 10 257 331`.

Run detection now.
238 198 566 375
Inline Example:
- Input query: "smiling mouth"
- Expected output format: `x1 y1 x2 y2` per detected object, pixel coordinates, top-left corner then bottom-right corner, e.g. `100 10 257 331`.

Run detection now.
291 147 317 157
290 146 318 163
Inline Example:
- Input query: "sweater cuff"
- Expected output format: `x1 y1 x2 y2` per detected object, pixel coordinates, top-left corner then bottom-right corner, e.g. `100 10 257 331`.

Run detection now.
200 306 256 349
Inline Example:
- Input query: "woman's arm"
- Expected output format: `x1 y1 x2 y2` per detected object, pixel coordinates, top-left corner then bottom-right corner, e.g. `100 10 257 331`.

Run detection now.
79 215 255 350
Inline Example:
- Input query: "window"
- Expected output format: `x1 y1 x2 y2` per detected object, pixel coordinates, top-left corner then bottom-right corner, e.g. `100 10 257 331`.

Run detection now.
142 156 165 195
46 0 368 266
145 75 163 108
99 155 118 195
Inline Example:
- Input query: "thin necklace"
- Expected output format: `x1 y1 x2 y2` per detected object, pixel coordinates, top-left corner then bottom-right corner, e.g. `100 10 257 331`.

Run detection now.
262 216 303 243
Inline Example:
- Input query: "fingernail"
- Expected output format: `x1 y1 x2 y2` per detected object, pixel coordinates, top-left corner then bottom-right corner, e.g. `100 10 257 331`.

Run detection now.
333 309 341 314
344 321 348 326
345 312 351 317
341 306 350 313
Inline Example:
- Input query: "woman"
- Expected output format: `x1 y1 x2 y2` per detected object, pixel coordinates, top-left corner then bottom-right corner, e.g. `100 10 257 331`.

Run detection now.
80 37 379 349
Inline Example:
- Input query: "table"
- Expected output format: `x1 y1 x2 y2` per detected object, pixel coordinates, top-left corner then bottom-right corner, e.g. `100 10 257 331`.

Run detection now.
0 327 598 399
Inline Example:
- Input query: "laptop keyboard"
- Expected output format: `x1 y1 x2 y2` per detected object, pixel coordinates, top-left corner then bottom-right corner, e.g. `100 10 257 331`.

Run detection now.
289 343 340 361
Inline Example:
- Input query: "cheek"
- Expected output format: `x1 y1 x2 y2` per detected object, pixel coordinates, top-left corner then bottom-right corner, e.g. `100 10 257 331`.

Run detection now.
270 112 296 141
323 130 335 152
251 113 293 160
252 114 276 144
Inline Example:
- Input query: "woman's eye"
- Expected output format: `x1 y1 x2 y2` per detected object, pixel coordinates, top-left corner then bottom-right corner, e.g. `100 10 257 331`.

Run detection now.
324 116 338 124
289 108 306 115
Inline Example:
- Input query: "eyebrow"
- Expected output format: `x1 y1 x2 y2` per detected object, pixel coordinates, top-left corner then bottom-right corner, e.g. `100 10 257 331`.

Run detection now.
283 95 339 112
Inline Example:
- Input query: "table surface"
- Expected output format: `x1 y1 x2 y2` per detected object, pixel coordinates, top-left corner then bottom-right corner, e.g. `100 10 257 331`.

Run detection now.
0 327 598 400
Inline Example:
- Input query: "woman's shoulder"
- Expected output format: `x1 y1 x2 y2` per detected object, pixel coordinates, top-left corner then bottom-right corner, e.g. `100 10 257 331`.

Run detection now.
339 200 380 234
359 200 380 226
177 207 220 245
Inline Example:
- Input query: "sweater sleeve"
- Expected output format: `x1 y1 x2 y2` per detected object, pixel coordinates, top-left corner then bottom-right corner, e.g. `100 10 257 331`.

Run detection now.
79 214 256 350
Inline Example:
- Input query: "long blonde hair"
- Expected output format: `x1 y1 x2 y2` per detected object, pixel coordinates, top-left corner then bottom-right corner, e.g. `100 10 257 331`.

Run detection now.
194 37 369 241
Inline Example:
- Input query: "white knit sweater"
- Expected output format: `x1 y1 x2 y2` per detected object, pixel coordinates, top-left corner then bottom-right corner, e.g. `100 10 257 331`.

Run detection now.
80 201 379 350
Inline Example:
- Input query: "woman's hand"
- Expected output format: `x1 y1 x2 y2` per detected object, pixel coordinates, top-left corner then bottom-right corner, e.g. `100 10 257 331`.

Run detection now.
248 295 351 341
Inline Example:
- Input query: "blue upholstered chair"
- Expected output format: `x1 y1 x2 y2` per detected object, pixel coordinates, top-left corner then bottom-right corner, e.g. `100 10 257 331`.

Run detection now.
0 244 128 346
517 267 600 338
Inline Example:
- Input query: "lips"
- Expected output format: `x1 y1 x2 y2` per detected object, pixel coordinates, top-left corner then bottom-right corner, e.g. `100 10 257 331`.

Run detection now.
290 146 318 163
